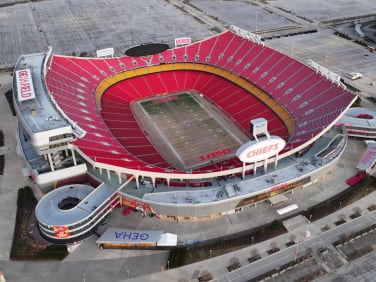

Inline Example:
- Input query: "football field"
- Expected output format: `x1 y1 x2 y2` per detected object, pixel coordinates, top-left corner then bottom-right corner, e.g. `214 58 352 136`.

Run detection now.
132 92 249 171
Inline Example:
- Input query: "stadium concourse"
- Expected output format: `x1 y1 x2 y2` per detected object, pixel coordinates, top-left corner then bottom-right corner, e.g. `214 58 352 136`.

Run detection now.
12 26 357 242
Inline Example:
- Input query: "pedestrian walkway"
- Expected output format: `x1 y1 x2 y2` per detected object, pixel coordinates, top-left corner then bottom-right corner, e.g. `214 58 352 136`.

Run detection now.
0 68 373 281
128 191 376 281
0 72 32 261
62 135 363 273
95 137 361 246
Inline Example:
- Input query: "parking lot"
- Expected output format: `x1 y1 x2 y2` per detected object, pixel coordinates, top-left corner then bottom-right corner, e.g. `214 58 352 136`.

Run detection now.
1 0 376 281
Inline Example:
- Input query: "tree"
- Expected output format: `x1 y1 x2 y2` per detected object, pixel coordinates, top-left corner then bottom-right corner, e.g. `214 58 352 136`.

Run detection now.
353 207 362 215
269 241 278 251
250 248 259 257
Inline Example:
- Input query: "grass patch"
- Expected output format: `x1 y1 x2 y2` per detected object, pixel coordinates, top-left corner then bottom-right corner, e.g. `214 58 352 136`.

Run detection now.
35 245 68 260
334 219 346 226
351 96 362 107
248 254 261 263
227 259 241 272
4 90 16 116
302 175 376 222
251 254 314 282
346 246 374 261
334 223 376 246
286 241 296 247
10 186 68 260
266 247 280 255
0 130 3 147
367 96 376 104
169 176 376 268
169 220 286 268
350 212 361 219
0 155 4 175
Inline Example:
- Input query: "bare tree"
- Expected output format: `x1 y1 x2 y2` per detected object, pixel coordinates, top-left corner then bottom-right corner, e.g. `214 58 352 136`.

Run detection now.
198 269 212 282
251 248 259 257
353 207 362 214
230 256 240 265
270 241 278 251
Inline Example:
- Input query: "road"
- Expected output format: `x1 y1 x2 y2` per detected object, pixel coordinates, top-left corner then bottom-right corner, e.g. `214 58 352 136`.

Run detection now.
226 214 376 282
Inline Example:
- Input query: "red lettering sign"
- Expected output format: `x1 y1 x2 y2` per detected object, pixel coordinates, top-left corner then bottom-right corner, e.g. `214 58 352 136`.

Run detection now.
236 137 286 163
121 197 154 213
175 37 191 46
16 69 36 102
199 148 232 161
271 182 287 191
246 143 279 158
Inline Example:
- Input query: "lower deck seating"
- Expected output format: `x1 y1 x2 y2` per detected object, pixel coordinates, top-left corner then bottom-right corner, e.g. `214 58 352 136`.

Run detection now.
45 30 356 173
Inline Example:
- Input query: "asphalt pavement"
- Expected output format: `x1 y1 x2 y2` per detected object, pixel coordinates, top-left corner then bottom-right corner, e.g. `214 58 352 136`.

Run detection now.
1 68 375 281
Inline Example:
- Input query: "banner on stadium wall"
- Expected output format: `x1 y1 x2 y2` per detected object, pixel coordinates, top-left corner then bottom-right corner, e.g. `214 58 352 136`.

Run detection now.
175 37 191 47
53 226 70 238
15 69 36 102
121 197 154 213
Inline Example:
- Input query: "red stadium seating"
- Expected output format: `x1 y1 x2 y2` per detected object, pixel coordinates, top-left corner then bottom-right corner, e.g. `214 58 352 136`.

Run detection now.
44 30 356 173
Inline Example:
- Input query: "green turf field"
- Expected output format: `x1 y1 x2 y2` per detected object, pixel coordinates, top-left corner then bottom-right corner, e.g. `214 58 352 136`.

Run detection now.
134 92 248 171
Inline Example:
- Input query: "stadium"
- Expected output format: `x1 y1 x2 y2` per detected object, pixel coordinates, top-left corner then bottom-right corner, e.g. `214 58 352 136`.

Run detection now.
13 26 357 242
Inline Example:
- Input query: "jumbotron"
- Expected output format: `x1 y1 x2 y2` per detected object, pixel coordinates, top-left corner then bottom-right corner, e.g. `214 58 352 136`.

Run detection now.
13 26 356 242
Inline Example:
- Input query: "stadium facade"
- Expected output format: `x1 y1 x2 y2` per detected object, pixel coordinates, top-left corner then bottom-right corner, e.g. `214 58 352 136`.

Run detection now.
13 27 357 242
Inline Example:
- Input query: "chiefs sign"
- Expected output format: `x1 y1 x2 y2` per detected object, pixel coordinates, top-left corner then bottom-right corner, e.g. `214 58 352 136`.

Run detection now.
236 136 286 163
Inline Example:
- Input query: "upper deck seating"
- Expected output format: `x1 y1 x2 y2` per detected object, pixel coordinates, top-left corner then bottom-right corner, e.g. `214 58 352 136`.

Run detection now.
45 30 356 173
